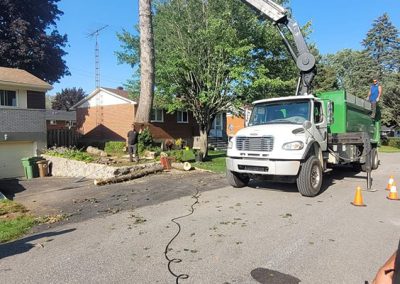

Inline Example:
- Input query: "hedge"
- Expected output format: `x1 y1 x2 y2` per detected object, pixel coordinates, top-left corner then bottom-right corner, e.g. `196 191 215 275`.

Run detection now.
387 137 400 148
105 141 126 153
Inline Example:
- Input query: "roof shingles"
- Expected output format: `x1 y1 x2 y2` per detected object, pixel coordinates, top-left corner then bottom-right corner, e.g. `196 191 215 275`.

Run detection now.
103 87 130 99
0 67 52 89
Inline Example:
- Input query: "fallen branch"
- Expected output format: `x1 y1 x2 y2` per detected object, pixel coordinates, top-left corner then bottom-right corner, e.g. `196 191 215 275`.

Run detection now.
94 164 163 186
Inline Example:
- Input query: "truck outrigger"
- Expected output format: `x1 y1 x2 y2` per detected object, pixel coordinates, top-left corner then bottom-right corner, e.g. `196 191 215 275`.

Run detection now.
226 0 380 196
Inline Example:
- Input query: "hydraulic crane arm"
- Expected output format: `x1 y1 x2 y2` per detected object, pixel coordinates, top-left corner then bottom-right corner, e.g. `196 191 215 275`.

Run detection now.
244 0 316 95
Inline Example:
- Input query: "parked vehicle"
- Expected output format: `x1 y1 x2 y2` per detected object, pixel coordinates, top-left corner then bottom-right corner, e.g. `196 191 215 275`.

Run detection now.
226 90 380 196
226 0 380 196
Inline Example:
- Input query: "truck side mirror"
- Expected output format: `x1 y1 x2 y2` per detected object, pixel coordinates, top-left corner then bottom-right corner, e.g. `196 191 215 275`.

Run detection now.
303 120 312 130
327 101 334 125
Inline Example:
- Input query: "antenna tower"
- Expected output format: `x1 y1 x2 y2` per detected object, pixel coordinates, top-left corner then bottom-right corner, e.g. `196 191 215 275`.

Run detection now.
88 25 109 88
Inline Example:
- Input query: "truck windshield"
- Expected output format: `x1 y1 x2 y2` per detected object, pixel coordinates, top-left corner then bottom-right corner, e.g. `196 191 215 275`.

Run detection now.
248 100 310 126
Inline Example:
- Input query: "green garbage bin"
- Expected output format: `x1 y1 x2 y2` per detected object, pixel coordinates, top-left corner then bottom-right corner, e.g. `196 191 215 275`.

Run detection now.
21 157 42 179
21 158 31 179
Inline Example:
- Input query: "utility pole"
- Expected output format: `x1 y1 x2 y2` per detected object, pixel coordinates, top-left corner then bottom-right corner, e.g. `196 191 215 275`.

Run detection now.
88 25 109 89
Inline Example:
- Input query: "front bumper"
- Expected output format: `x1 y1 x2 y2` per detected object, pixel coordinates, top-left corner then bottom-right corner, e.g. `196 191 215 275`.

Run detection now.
226 157 300 176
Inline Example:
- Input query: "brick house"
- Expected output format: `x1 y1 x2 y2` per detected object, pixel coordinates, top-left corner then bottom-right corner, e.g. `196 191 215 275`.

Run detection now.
226 106 252 137
46 109 77 130
72 87 227 147
0 67 52 179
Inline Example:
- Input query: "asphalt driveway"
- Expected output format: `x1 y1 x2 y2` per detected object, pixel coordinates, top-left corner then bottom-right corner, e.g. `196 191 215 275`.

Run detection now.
0 170 227 231
1 153 399 283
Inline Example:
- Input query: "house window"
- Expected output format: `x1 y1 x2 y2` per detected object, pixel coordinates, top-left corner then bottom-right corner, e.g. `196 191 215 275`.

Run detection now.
151 108 164 122
0 90 17 107
177 110 188 123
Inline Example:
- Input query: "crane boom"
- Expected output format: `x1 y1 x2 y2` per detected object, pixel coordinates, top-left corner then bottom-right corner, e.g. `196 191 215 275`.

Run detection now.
243 0 316 95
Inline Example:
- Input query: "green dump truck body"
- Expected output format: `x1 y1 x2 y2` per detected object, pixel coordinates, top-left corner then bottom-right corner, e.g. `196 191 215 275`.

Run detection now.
317 90 380 144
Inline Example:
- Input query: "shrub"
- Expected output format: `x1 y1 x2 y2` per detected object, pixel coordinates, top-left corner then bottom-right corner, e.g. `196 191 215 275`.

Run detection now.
169 150 183 162
105 141 126 153
388 138 400 148
149 146 162 156
45 147 94 162
168 149 195 162
138 128 153 153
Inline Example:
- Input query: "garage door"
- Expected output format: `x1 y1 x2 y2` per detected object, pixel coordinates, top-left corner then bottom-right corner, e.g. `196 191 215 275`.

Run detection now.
0 141 35 179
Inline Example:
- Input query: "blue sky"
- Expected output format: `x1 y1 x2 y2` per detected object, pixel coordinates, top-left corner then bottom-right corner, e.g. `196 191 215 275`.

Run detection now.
51 0 400 95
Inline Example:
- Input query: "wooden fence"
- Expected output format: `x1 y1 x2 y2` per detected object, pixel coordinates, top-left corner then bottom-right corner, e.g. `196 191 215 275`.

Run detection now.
47 129 81 147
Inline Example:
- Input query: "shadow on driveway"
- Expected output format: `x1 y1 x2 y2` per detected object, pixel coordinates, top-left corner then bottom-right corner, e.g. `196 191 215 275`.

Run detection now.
0 179 27 200
251 267 301 284
247 165 366 196
0 228 76 260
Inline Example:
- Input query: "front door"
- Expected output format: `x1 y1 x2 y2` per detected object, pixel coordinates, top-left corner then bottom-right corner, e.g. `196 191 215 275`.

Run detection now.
210 113 223 137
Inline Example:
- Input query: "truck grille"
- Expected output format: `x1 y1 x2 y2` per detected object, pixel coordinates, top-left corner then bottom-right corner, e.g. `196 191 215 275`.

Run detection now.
236 136 274 152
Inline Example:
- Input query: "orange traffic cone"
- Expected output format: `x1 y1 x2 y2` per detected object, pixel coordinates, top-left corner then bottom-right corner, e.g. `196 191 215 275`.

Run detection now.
386 176 394 191
387 182 400 201
351 186 366 207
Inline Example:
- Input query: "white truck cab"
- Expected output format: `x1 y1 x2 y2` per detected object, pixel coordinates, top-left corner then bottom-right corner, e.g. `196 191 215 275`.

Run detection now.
226 95 328 196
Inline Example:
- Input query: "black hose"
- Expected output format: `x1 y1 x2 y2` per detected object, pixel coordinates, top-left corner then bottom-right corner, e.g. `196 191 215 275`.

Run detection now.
164 188 200 284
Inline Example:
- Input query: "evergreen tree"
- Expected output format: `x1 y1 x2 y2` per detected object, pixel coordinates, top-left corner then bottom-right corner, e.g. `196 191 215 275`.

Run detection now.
362 13 400 74
0 0 69 84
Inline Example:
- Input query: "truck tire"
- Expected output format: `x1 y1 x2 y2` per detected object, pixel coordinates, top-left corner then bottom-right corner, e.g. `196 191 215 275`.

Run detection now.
371 147 379 170
297 155 323 197
226 170 249 188
360 148 379 172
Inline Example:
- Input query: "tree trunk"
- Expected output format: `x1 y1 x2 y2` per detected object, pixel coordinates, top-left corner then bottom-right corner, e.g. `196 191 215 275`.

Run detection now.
199 128 208 158
136 0 155 124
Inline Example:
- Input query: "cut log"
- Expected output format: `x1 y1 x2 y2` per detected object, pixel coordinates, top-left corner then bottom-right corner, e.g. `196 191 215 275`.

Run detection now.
171 162 193 171
94 164 163 186
183 162 192 171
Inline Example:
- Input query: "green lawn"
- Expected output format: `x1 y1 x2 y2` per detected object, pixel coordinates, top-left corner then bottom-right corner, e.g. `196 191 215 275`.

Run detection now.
379 146 400 153
193 150 226 173
0 216 37 243
0 200 37 243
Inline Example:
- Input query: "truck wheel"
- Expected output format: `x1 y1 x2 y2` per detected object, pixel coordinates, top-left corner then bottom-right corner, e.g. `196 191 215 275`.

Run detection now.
371 148 379 170
226 170 249 188
297 156 323 197
360 148 379 171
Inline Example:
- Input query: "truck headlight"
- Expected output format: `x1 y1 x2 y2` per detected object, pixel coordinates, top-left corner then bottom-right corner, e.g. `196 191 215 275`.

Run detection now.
282 141 304 150
228 139 234 149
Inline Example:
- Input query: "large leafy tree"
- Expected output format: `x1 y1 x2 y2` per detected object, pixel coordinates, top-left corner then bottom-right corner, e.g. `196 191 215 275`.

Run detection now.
312 48 338 93
326 49 379 97
362 13 400 74
118 0 297 156
381 73 400 126
0 0 69 84
52 88 87 110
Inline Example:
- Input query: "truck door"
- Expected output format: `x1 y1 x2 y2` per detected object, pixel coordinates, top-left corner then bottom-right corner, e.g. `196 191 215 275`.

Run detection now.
313 100 327 151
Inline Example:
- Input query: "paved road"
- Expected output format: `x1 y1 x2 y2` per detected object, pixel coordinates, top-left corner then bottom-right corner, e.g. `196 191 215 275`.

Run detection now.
1 153 399 283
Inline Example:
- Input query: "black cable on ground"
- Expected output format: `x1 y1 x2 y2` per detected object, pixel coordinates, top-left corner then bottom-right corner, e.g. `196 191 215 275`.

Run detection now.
164 187 200 284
